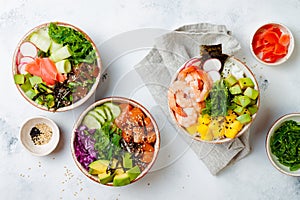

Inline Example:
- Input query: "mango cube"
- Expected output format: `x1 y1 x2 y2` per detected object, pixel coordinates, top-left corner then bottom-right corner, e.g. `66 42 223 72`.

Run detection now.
225 128 238 139
198 114 211 125
186 124 198 135
229 120 243 131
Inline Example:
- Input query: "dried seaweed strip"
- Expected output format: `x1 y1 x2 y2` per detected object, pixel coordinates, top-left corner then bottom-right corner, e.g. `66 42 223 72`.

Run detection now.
199 44 229 68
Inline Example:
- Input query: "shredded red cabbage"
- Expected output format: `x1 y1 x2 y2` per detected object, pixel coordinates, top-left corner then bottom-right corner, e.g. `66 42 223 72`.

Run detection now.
74 125 98 170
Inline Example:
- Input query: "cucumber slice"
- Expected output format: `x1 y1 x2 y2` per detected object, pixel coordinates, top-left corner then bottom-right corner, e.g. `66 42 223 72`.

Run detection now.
50 41 63 54
103 106 112 121
89 110 105 125
30 33 51 52
82 114 101 130
94 106 107 120
55 59 71 73
104 102 121 118
49 45 71 62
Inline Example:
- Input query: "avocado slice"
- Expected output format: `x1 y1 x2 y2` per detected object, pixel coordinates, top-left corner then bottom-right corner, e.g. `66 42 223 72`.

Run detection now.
229 84 242 95
25 89 37 99
21 79 32 92
98 172 114 184
236 113 252 124
238 77 254 89
123 152 133 169
113 173 131 186
248 105 258 115
238 95 251 107
29 76 43 87
126 165 141 181
225 74 238 87
14 74 25 84
244 87 259 100
89 160 109 174
232 95 241 105
233 105 244 115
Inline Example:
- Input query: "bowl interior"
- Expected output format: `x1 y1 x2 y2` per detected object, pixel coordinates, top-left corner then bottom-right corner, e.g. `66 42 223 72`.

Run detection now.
250 23 294 66
169 56 260 144
71 97 160 186
266 113 300 176
20 116 60 156
12 22 102 112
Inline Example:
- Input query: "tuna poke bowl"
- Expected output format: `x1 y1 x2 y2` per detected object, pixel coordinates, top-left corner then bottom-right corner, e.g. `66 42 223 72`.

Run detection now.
13 22 101 112
168 44 260 143
71 97 160 186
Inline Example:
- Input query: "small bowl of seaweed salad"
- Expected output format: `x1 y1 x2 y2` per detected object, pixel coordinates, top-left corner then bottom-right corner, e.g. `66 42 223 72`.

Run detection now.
71 97 160 186
266 113 300 176
12 22 101 112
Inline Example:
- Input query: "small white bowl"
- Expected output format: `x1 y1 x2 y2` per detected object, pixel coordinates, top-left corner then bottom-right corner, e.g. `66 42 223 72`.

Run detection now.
20 116 60 156
266 113 300 176
250 23 294 66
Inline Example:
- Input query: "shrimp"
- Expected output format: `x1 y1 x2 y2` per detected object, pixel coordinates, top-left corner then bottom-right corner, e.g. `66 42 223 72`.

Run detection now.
178 66 213 103
175 107 198 128
168 89 187 117
175 90 193 108
193 101 206 113
168 80 192 117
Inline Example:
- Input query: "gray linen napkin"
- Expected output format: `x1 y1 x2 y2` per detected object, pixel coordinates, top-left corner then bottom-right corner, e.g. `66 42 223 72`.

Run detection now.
134 23 250 175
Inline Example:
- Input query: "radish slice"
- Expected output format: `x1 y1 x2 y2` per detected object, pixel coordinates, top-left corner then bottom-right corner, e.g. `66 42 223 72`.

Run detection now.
184 58 201 69
20 42 38 58
18 63 28 74
203 58 222 72
208 71 221 82
16 51 22 66
20 56 35 64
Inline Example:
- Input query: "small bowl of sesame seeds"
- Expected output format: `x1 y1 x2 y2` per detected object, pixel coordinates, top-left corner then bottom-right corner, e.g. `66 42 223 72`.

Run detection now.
20 116 60 156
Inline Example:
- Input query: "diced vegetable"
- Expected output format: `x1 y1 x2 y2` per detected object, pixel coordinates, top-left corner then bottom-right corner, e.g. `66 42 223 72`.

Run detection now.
20 56 35 64
19 42 37 57
49 45 72 62
203 58 222 71
14 74 25 84
30 32 51 52
244 87 259 100
94 106 107 120
103 106 113 121
82 115 101 130
50 41 63 54
104 102 121 118
89 111 105 124
29 76 42 87
224 74 238 87
55 59 71 73
207 70 221 82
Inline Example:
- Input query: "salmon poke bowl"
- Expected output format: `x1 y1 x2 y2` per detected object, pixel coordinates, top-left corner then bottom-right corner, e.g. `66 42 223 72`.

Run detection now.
168 44 260 143
13 22 101 112
71 97 160 186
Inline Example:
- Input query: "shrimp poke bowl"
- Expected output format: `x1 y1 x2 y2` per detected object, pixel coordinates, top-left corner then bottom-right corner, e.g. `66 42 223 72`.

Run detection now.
12 22 101 112
71 97 160 186
168 44 260 143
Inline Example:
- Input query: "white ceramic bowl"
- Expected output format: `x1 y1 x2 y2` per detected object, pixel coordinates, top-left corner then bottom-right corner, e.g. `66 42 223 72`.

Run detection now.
71 97 160 186
12 22 102 112
266 113 300 176
168 56 260 144
250 23 294 66
20 116 60 156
